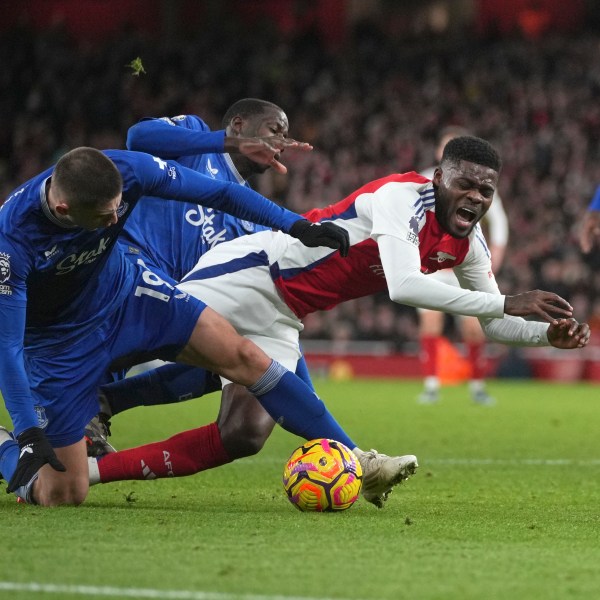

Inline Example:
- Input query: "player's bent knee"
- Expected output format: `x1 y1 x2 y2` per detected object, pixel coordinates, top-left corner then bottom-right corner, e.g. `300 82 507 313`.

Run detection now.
236 337 271 371
35 473 89 506
219 415 274 459
221 426 268 458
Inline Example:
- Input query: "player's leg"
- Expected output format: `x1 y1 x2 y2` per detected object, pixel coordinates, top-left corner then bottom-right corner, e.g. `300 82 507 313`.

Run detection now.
461 316 495 405
0 432 89 506
101 363 222 417
217 383 275 457
88 383 274 485
417 308 444 403
0 331 113 506
176 306 355 447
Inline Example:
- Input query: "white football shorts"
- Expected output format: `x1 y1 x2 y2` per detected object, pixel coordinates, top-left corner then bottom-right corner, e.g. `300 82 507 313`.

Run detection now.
177 231 303 385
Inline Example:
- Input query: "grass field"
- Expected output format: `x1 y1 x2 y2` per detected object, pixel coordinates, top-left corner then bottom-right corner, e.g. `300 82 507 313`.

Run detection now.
1 378 599 600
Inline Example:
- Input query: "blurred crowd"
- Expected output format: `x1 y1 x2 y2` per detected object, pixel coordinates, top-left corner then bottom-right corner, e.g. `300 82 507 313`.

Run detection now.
2 15 600 349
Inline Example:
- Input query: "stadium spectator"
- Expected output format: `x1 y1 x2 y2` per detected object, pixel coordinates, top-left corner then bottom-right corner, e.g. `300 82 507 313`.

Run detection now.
1 20 599 349
87 137 589 504
0 146 359 507
579 185 600 254
417 126 509 406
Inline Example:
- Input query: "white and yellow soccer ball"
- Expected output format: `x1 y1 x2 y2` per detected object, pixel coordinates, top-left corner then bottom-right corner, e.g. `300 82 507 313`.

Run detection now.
282 439 363 512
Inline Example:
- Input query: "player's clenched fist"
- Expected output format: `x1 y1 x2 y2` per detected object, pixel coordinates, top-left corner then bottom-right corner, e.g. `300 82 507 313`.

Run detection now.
547 318 591 349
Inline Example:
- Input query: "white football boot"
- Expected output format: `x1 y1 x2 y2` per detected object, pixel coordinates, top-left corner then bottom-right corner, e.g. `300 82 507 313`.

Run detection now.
353 448 418 508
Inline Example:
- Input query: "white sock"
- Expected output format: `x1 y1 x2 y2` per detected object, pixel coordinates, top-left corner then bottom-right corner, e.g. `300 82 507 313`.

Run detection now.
424 376 440 392
88 457 101 486
469 380 485 394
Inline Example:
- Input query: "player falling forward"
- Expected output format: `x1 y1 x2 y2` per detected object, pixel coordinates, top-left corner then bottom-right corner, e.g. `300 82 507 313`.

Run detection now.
87 136 589 507
417 126 509 406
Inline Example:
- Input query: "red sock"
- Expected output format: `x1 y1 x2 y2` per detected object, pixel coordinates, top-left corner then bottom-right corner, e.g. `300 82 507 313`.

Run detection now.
98 422 232 483
467 342 487 380
420 336 440 377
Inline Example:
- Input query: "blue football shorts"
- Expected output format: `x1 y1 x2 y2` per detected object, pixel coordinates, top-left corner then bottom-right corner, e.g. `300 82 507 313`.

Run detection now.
25 260 206 447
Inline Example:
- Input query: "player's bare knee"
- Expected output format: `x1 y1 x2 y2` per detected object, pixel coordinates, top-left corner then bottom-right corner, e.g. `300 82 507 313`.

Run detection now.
236 338 270 373
219 417 272 459
35 476 89 506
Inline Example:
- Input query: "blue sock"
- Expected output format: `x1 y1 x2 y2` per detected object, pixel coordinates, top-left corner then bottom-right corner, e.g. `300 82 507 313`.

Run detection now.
295 354 316 393
103 364 222 416
0 438 19 483
248 361 355 448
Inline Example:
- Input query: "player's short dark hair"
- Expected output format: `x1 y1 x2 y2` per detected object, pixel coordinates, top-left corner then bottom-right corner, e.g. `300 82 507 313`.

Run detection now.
53 147 123 208
441 136 502 172
221 98 283 128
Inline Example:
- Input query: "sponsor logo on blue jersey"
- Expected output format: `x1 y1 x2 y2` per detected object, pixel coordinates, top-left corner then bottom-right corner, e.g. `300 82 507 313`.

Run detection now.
56 237 111 274
205 159 219 178
44 245 59 260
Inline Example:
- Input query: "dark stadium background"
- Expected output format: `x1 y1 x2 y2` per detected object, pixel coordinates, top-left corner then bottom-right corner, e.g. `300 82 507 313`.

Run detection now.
2 0 600 380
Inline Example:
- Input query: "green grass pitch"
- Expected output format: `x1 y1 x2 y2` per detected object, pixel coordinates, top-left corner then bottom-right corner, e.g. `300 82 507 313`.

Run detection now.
1 378 599 600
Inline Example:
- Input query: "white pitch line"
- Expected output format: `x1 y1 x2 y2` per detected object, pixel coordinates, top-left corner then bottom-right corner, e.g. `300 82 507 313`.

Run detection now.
0 582 359 600
424 458 600 466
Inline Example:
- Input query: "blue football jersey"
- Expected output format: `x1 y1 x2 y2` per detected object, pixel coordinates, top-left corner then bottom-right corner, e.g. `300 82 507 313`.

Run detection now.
123 115 269 280
0 148 300 433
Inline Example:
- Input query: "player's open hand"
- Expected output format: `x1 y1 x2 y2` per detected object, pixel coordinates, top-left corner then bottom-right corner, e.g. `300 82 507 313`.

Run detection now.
7 426 66 493
579 210 600 254
288 219 350 257
504 290 573 324
547 318 591 349
229 137 313 174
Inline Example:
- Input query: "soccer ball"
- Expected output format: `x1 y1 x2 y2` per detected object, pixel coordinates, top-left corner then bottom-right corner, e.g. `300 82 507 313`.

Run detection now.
282 438 363 512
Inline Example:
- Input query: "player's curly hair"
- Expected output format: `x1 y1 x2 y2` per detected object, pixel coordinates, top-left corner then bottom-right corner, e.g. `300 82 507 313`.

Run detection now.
53 147 122 208
441 136 502 172
221 98 283 127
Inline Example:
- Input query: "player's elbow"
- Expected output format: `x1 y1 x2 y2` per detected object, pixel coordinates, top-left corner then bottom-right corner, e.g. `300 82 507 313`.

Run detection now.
125 124 145 151
387 283 414 306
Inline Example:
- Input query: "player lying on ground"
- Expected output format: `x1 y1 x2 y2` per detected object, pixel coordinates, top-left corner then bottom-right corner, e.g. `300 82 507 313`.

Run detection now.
0 146 364 507
87 136 590 508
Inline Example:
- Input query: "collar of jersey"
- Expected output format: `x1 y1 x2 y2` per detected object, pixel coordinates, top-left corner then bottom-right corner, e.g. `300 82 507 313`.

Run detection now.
39 176 78 229
223 153 247 186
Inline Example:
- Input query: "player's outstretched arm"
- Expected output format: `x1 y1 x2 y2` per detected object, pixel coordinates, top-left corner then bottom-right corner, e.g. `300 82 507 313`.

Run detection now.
227 137 312 174
546 318 591 349
288 220 350 257
504 290 573 324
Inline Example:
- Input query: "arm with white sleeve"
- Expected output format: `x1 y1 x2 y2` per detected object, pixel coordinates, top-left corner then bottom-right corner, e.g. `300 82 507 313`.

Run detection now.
378 233 583 347
369 181 576 346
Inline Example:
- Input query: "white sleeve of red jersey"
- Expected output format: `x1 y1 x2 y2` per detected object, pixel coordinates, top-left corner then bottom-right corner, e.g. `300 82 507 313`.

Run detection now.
376 233 505 317
455 241 550 346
